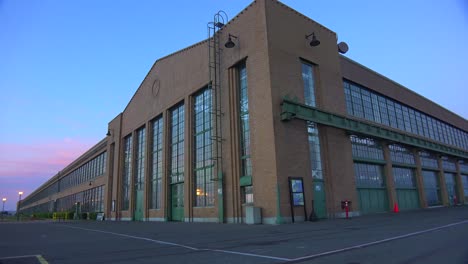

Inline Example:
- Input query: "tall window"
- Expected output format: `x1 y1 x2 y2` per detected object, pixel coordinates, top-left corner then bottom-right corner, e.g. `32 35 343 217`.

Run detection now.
135 127 146 192
194 88 214 207
308 122 323 179
239 63 253 204
151 117 163 209
302 62 316 107
170 104 185 184
302 62 324 181
122 135 132 210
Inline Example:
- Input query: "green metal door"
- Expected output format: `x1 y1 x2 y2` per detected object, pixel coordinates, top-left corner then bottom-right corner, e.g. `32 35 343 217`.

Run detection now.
396 189 419 210
354 163 388 214
357 188 388 214
313 181 327 218
393 167 419 210
171 183 184 221
444 173 457 205
134 190 144 221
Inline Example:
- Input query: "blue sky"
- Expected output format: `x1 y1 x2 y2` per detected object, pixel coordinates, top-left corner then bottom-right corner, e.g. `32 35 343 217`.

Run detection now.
0 0 467 210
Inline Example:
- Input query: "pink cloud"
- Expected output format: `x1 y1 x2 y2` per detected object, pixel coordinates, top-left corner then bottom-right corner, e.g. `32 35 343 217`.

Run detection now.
0 138 97 210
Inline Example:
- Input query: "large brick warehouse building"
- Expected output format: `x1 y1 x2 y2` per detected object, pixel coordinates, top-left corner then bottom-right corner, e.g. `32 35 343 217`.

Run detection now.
19 0 468 224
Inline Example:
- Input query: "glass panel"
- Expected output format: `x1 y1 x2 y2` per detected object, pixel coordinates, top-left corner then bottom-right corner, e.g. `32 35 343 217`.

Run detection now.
239 63 252 179
302 62 316 107
307 122 323 179
389 144 415 165
151 117 163 209
342 80 468 149
393 167 416 188
350 135 384 160
121 135 132 210
135 127 146 191
170 104 185 184
422 170 441 206
194 88 214 207
354 163 385 188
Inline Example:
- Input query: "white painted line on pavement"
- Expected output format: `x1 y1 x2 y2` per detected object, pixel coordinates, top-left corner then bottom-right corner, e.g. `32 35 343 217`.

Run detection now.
37 254 50 264
208 249 291 261
60 224 291 261
0 254 47 263
290 219 468 262
59 219 468 263
0 254 38 259
61 225 199 250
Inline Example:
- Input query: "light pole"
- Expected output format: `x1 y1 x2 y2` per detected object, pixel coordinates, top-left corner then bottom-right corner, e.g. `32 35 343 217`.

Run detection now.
17 191 23 221
2 198 6 221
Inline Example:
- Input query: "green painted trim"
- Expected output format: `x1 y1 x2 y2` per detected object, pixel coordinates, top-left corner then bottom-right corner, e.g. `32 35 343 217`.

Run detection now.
240 176 252 186
442 169 458 173
353 157 386 165
392 163 417 169
194 128 212 135
395 187 418 190
194 164 215 172
281 97 468 159
276 183 282 224
356 187 387 190
217 170 224 223
421 166 439 172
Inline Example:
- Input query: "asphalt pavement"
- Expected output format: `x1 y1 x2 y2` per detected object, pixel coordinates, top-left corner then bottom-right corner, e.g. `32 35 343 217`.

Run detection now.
1 206 467 264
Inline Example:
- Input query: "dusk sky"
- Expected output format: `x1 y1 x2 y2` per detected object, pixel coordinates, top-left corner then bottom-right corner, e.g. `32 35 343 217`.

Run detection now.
1 0 467 211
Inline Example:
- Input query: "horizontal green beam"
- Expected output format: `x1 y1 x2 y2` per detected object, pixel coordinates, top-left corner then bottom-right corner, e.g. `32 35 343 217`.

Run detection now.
240 176 252 186
281 97 468 159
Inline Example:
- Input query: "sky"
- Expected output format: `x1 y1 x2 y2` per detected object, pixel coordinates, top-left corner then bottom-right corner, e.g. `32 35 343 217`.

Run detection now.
1 0 467 211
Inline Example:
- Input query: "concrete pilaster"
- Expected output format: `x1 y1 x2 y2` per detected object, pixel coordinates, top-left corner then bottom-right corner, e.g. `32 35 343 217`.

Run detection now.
455 161 464 205
437 156 449 206
184 95 193 221
413 150 427 208
144 120 152 220
162 111 169 221
382 142 397 211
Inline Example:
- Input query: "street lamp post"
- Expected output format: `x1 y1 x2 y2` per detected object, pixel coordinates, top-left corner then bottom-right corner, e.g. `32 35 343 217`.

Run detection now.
2 198 6 221
17 191 23 221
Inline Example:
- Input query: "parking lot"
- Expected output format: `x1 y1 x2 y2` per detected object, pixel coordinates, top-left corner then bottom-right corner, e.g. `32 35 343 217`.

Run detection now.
1 206 468 264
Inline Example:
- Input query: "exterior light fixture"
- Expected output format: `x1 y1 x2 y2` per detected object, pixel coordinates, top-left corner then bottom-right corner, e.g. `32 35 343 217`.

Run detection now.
17 191 23 221
225 34 238 48
1 198 5 221
106 129 111 136
305 32 320 47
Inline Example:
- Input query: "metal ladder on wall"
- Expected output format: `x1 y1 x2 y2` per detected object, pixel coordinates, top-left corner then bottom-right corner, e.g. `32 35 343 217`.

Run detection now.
207 11 228 223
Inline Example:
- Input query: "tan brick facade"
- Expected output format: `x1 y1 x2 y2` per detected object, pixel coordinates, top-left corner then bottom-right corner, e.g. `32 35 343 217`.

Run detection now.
20 0 468 224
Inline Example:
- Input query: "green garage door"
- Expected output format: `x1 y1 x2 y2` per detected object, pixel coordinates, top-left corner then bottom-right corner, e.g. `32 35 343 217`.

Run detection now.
393 167 419 210
355 163 388 214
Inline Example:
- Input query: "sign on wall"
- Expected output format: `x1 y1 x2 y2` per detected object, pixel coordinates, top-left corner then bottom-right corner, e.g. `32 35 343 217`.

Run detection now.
288 177 307 223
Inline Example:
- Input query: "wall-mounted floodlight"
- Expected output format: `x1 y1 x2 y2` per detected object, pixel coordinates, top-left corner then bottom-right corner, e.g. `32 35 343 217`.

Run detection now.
305 32 320 47
337 42 349 54
225 34 238 48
